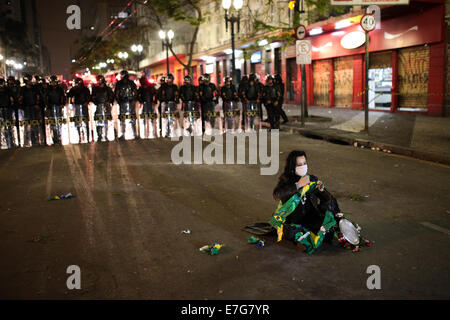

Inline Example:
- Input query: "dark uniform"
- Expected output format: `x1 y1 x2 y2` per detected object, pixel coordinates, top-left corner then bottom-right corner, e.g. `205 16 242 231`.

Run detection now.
68 78 91 143
0 78 18 148
180 75 201 136
199 74 219 133
45 76 67 145
158 74 180 138
274 74 288 123
114 70 138 140
19 75 43 146
262 76 282 129
242 74 261 131
221 77 240 132
137 76 159 139
92 75 115 141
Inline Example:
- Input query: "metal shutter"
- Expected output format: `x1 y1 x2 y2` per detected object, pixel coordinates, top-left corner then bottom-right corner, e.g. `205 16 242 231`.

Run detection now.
398 46 429 109
334 56 353 107
313 59 331 106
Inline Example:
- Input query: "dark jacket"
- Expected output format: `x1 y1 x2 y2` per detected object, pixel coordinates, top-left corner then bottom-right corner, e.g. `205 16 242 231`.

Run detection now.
273 173 340 234
68 86 91 105
91 84 114 105
137 84 157 104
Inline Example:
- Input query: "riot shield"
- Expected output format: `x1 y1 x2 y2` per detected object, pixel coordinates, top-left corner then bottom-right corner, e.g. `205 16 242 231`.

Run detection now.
69 104 91 144
0 107 19 149
203 101 222 136
118 102 137 140
139 102 159 139
182 101 202 137
244 100 261 132
18 105 43 147
45 104 69 146
222 101 241 133
93 103 115 142
161 101 181 138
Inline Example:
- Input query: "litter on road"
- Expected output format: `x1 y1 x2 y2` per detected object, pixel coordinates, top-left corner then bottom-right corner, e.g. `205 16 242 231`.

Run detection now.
45 193 73 201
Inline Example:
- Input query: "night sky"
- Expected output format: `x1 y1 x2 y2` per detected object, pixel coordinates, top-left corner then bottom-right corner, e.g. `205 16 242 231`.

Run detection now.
37 0 81 80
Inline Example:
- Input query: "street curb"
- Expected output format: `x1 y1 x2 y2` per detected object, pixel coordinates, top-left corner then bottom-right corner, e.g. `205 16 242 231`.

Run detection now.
280 125 450 166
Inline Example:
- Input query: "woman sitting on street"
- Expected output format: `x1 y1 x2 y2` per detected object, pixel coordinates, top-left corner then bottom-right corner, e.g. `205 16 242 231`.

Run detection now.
272 150 341 253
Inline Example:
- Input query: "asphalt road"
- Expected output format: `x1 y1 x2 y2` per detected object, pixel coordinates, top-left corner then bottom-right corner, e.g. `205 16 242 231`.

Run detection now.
0 131 449 299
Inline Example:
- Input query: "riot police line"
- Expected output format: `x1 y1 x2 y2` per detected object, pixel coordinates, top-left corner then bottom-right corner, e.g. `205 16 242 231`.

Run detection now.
0 70 287 150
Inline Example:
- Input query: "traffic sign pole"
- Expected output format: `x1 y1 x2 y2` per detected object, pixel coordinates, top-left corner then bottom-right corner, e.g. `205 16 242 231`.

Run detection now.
360 13 375 133
364 30 369 133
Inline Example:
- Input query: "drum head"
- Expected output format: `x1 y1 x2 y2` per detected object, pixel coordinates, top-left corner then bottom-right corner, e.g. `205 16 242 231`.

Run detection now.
339 219 360 245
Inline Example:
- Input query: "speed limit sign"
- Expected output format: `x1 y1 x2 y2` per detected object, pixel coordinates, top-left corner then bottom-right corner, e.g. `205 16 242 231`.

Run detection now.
360 14 376 32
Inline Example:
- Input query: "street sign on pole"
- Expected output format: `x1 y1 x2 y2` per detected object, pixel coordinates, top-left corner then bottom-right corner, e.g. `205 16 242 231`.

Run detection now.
295 24 306 40
296 40 311 65
360 14 376 32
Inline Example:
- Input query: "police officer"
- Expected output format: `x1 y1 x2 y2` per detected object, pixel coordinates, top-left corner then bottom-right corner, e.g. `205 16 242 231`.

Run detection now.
137 76 158 139
242 74 261 131
0 78 18 149
180 75 201 136
255 74 265 120
114 70 138 140
274 74 288 124
67 77 91 143
19 74 43 146
199 74 219 134
262 75 281 129
45 75 67 145
159 73 180 138
221 76 240 132
92 75 115 142
6 77 20 139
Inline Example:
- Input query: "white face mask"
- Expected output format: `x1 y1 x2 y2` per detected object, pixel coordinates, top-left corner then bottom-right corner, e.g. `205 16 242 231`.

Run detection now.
295 164 308 177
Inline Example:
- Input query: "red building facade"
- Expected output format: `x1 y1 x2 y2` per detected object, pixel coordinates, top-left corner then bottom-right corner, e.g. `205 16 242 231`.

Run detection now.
281 1 446 116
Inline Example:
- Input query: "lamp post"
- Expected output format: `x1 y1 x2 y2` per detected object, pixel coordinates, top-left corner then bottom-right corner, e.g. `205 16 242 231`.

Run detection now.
131 44 143 71
118 51 129 69
222 0 242 84
159 30 174 75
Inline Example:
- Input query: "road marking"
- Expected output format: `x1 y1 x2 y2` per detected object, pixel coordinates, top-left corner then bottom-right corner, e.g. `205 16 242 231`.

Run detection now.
46 155 54 196
420 222 450 236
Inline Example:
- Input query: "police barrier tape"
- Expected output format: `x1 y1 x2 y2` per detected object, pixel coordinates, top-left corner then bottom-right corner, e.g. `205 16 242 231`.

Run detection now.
355 87 450 98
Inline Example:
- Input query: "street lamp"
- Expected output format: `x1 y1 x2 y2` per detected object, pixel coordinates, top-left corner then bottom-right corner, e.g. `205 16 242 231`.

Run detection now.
118 52 129 69
131 44 144 71
159 30 174 75
223 0 242 84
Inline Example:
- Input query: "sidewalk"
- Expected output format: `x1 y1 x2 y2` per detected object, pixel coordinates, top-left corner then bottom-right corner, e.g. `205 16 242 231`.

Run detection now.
277 105 450 165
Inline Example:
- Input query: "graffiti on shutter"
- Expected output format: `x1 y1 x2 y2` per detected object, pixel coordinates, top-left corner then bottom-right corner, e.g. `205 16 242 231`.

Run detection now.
398 46 429 109
334 56 353 107
313 60 330 106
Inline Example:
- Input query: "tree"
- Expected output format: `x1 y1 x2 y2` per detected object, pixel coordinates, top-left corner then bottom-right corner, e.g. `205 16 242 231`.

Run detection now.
72 28 140 73
135 0 208 76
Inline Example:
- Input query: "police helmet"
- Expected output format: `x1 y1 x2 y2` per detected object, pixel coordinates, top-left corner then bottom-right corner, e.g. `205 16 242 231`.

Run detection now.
120 70 129 79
